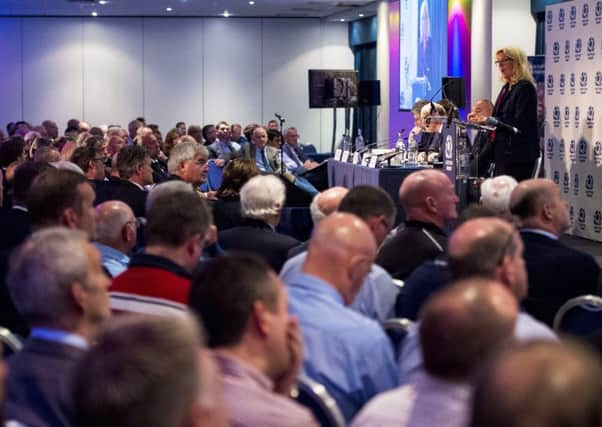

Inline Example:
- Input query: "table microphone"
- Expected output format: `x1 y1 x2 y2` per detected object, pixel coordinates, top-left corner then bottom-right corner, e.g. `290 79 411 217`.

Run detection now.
484 117 520 135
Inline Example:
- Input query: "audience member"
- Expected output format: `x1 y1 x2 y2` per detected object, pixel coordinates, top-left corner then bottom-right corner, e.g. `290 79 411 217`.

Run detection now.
267 119 279 130
267 128 282 149
398 217 556 384
281 185 399 322
470 340 602 427
352 277 517 427
175 121 186 135
41 120 59 140
140 131 169 182
510 178 601 326
208 120 241 164
94 201 137 277
219 174 299 272
377 169 458 280
127 119 142 144
211 158 260 231
286 213 397 421
110 181 211 315
187 124 203 144
5 227 110 427
230 123 247 145
202 124 217 145
479 174 518 218
167 141 209 190
70 143 106 181
72 314 228 427
163 128 181 156
282 127 319 173
33 146 60 163
189 253 318 426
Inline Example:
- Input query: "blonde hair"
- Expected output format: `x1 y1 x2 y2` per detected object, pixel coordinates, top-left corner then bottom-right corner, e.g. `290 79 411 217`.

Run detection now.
495 46 535 85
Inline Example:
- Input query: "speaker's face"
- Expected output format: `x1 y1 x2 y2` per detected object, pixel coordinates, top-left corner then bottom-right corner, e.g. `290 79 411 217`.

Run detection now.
495 53 514 81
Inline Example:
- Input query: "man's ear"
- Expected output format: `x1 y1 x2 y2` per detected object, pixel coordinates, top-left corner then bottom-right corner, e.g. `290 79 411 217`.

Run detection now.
71 282 87 313
61 207 78 229
425 196 437 214
251 301 270 337
542 202 554 221
184 234 203 258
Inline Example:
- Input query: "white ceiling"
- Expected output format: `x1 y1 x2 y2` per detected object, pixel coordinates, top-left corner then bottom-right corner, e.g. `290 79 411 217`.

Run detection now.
0 0 378 20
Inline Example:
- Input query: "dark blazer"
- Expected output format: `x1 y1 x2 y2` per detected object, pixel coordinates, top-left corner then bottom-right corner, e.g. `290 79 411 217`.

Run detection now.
521 230 601 326
218 218 300 272
210 197 245 231
0 207 30 250
105 179 148 218
151 159 170 183
491 80 540 175
375 220 447 280
5 338 86 427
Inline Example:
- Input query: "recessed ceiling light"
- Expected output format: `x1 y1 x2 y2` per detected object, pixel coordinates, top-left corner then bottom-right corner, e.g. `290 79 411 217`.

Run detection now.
98 0 108 5
249 1 255 5
223 10 230 17
359 13 364 17
91 11 98 16
339 18 345 22
166 7 173 12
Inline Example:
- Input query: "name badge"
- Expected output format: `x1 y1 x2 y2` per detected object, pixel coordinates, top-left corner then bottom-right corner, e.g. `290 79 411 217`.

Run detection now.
334 149 342 161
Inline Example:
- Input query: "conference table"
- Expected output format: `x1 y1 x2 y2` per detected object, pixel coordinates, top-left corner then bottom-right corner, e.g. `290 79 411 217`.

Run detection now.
327 160 423 226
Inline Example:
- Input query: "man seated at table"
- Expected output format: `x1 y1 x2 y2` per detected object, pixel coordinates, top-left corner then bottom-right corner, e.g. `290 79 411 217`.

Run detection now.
418 102 446 163
281 127 326 190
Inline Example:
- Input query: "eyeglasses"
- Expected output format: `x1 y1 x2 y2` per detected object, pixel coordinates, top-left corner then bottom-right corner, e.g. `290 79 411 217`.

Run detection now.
494 58 513 66
125 218 142 228
94 156 107 163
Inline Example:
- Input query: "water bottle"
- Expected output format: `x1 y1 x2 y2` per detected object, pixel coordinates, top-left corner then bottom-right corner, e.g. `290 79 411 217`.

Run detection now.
355 129 365 152
407 131 418 166
395 131 406 164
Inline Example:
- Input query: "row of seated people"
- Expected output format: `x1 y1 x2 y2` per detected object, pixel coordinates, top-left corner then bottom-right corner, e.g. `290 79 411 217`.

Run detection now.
1 174 601 426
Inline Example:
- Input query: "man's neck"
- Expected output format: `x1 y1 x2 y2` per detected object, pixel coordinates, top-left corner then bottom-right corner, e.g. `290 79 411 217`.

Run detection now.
145 245 192 273
520 220 559 237
128 176 144 187
215 344 272 382
97 240 130 256
405 213 444 230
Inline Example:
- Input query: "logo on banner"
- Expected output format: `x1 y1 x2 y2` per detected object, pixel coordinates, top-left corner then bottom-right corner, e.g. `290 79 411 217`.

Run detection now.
564 106 570 128
553 41 560 62
586 175 595 197
583 3 590 25
570 5 577 28
546 74 554 95
559 138 566 160
579 71 588 93
553 106 561 127
547 138 554 159
563 172 570 194
570 72 576 94
559 8 566 29
560 72 566 93
575 106 581 128
595 141 602 165
578 208 586 231
597 1 602 24
588 37 596 59
587 106 595 128
445 135 453 160
594 211 602 233
596 71 602 93
547 10 553 30
570 205 574 224
579 139 588 162
575 38 583 60
570 139 577 162
573 173 580 195
554 170 560 185
564 39 571 62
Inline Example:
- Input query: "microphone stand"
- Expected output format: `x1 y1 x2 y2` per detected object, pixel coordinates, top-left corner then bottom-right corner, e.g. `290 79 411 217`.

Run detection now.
275 113 286 177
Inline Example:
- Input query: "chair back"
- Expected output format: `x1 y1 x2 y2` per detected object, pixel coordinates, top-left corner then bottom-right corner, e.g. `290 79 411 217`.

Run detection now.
553 295 602 335
301 144 318 155
383 318 414 358
291 375 345 427
0 327 23 357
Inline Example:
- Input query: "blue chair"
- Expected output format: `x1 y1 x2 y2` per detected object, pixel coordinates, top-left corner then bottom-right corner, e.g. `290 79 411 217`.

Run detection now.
553 295 602 336
382 318 414 359
301 144 318 155
277 207 313 241
0 327 23 358
291 375 345 427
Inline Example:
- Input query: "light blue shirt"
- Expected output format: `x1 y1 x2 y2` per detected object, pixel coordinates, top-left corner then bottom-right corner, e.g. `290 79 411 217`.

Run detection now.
280 252 399 322
254 147 272 172
286 273 398 421
397 312 556 384
94 242 130 278
30 328 88 350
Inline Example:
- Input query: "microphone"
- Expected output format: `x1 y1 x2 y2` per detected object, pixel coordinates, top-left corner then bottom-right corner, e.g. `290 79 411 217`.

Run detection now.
357 142 377 154
429 80 454 114
274 113 283 120
484 117 520 135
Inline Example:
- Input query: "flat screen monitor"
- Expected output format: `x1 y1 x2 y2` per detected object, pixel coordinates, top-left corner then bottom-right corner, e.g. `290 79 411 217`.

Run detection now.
308 69 358 108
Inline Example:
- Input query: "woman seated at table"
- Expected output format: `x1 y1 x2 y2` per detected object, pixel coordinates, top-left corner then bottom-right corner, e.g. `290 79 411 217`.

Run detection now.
417 102 446 163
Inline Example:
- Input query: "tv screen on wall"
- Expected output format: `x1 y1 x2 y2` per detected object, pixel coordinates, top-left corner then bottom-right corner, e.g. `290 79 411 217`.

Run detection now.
308 69 358 108
398 0 448 110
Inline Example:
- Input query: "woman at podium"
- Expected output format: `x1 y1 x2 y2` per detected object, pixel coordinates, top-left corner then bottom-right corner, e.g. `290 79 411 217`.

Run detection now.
472 47 539 181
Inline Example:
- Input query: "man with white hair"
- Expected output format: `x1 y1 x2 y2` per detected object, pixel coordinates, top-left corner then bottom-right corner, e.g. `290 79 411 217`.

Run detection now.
167 141 209 189
94 201 137 277
5 227 110 427
480 175 518 218
218 174 299 272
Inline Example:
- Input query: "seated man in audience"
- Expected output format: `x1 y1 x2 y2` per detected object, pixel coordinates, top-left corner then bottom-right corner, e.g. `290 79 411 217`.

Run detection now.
267 119 279 131
267 128 282 149
219 175 299 272
470 340 602 427
167 141 210 193
189 253 318 426
377 169 458 280
42 120 59 141
187 124 203 143
398 217 556 384
510 178 601 326
352 277 518 427
287 185 349 257
127 119 142 145
230 123 247 145
480 174 517 218
70 141 106 182
282 127 319 174
140 131 169 183
281 185 399 322
202 124 217 146
5 228 110 427
285 213 397 421
73 314 228 427
94 201 137 278
110 181 211 315
208 120 241 164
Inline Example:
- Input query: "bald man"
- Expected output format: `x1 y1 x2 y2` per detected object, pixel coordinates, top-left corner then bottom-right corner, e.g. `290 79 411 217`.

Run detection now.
376 169 459 280
286 213 397 421
510 178 600 326
467 99 495 176
398 217 555 384
352 278 517 427
94 201 137 277
471 340 602 427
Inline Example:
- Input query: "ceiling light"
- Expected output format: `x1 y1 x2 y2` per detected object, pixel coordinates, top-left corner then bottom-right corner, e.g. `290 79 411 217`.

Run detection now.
249 1 255 4
91 11 98 16
223 10 230 17
359 13 364 17
98 0 108 5
339 18 345 22
166 7 173 12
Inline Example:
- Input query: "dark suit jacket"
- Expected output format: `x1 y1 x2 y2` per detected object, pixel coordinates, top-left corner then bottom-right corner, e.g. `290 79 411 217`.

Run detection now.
375 220 447 280
492 80 540 173
5 338 86 427
218 218 300 272
521 230 601 326
209 197 244 231
0 207 30 250
96 179 148 218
